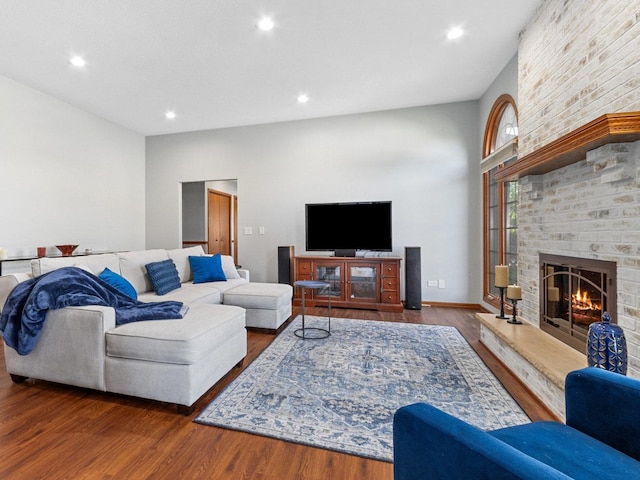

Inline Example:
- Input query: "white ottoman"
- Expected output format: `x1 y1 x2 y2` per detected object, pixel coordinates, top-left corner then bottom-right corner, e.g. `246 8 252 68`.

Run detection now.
223 283 293 331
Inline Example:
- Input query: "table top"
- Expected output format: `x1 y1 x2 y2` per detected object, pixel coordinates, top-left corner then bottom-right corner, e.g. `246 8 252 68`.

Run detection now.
294 280 330 288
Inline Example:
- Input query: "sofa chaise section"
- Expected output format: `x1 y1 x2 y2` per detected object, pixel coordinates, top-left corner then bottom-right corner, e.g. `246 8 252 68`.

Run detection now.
105 303 246 408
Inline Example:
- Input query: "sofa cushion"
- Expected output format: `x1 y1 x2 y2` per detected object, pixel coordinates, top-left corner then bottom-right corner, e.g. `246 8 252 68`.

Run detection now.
223 282 293 310
204 278 249 293
106 303 246 365
99 268 137 299
118 249 169 294
189 254 226 283
221 255 241 279
490 421 640 479
137 282 221 305
145 259 181 296
167 245 205 283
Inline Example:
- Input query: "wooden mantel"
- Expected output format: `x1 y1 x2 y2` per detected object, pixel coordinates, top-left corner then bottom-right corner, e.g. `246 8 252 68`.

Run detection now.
494 112 640 182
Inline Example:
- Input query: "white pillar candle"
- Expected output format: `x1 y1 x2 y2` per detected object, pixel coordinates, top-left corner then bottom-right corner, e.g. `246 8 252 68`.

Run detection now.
495 265 509 288
507 285 522 300
0 247 7 260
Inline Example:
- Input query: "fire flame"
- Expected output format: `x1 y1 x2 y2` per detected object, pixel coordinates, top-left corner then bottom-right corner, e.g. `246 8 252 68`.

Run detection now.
572 289 601 311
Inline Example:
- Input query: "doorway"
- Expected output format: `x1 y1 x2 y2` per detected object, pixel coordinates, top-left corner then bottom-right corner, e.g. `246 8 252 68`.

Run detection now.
181 179 238 264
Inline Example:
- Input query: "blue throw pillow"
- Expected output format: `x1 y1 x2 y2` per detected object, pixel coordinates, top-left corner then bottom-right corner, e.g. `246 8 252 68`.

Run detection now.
145 259 181 295
189 254 227 284
99 267 138 300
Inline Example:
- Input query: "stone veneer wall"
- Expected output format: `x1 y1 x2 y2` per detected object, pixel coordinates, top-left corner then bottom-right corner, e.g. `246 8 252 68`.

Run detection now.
512 0 640 381
518 0 640 157
518 141 640 378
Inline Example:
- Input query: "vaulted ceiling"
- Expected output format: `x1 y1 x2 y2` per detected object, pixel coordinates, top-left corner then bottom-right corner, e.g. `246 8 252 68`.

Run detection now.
0 1 541 135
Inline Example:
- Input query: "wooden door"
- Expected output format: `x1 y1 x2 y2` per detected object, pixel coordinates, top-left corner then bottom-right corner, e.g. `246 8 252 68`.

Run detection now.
208 189 232 255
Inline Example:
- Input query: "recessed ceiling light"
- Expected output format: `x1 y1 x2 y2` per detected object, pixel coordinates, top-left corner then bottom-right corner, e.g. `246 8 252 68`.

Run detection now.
297 94 309 104
447 27 465 40
257 17 275 31
69 55 86 67
165 111 176 119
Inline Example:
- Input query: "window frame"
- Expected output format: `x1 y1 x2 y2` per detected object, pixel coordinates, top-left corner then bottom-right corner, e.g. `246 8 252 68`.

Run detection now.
482 94 518 307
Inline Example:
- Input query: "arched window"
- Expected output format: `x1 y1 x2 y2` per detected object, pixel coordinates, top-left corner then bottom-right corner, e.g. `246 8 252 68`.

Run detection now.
483 95 518 305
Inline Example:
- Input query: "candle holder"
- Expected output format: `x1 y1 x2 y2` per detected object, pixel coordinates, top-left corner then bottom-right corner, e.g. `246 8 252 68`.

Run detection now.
496 286 509 319
507 298 522 324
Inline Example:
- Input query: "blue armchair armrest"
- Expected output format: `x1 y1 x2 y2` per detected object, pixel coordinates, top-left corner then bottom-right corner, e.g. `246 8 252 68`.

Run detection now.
393 403 571 480
565 367 640 461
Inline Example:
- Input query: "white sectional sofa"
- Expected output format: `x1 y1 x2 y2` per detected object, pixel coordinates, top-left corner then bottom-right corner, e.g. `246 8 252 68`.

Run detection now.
0 246 293 412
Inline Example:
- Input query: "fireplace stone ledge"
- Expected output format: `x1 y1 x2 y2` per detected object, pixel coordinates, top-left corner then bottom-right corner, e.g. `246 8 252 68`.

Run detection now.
477 313 586 421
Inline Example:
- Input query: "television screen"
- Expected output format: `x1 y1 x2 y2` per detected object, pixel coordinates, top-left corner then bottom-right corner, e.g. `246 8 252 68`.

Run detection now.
305 202 392 252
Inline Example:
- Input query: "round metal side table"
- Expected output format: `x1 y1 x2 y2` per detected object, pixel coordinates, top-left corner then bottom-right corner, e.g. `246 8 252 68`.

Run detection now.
294 280 331 339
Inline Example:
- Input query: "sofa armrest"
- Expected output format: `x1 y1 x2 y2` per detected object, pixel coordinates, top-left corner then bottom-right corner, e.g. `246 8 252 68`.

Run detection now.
4 305 116 390
566 367 640 461
393 403 570 480
237 269 249 282
0 273 32 312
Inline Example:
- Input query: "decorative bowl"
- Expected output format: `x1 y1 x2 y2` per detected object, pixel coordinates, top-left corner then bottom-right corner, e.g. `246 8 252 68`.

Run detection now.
56 244 79 256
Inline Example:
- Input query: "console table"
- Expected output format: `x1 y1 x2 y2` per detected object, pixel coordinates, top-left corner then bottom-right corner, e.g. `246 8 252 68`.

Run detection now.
0 256 42 275
0 251 118 276
293 256 402 312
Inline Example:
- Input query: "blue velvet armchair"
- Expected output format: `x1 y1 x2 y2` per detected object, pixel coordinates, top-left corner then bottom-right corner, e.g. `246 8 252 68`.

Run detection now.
393 367 640 479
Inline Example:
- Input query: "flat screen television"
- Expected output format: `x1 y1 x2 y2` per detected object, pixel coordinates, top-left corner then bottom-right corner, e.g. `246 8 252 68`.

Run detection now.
305 201 392 254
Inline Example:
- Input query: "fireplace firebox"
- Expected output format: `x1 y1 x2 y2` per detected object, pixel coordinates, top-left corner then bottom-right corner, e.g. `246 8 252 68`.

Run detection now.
540 254 616 353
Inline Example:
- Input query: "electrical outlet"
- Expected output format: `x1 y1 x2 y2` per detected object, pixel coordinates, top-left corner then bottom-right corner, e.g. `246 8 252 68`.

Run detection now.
438 280 445 289
243 226 252 235
428 280 437 287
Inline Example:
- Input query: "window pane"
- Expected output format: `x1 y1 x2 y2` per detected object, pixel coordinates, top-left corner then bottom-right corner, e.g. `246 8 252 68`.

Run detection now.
505 228 518 254
489 206 498 229
506 255 518 284
506 181 518 202
489 179 497 205
489 229 497 250
495 104 518 149
506 203 518 228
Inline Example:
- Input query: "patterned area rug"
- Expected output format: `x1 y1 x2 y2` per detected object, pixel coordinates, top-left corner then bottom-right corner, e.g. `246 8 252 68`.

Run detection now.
195 316 530 462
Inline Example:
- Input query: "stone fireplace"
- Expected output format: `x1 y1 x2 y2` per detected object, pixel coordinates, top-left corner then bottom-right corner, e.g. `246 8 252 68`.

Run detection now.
540 253 616 352
478 0 640 419
495 117 640 378
479 122 640 420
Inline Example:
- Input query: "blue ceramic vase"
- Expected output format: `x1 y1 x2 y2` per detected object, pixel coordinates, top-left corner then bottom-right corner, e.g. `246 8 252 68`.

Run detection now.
587 312 627 375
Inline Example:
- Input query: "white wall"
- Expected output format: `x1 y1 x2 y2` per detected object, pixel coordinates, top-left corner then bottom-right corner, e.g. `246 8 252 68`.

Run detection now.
146 102 482 303
0 74 145 272
181 182 206 242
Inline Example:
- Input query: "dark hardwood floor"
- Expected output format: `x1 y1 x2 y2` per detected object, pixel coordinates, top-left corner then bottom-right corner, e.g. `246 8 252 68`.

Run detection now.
0 306 555 479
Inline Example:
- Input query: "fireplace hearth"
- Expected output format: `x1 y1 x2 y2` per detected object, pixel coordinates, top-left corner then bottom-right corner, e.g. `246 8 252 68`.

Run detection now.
540 254 616 353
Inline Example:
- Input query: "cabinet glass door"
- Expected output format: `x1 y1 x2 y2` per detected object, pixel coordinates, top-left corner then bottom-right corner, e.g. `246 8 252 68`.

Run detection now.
347 265 378 302
315 265 341 298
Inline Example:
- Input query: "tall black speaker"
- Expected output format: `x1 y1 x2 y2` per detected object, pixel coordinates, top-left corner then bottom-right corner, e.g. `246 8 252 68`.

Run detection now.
278 246 295 285
405 246 422 310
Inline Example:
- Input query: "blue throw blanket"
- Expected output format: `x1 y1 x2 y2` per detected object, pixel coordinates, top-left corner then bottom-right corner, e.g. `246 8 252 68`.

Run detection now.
0 267 186 355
